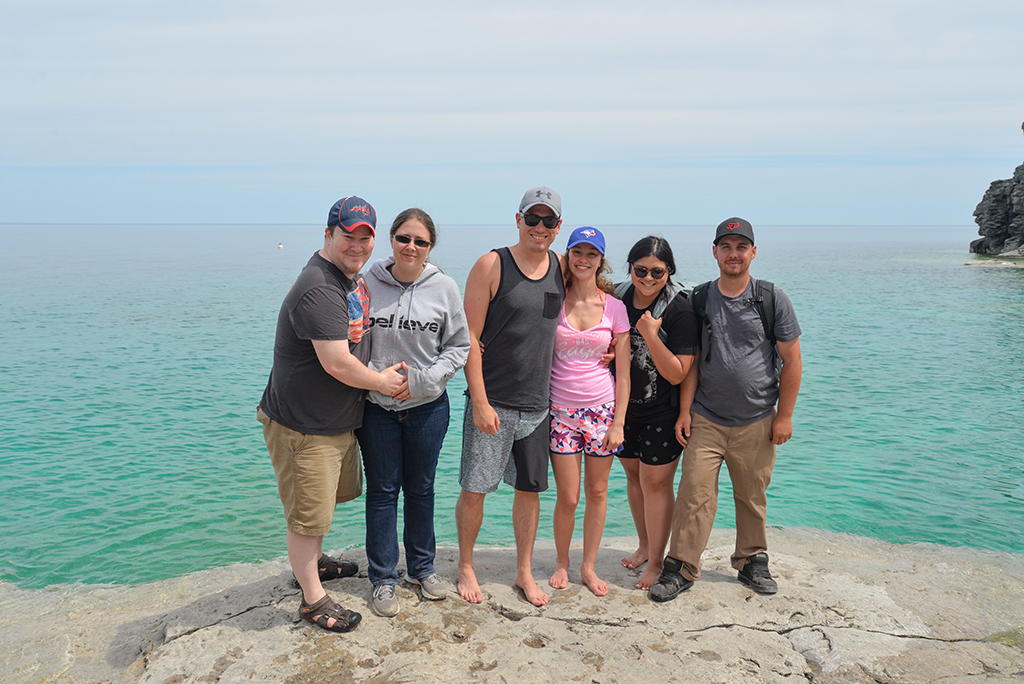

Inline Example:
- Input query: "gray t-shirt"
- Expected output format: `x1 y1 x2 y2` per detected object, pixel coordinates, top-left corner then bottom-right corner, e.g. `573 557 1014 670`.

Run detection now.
692 278 801 427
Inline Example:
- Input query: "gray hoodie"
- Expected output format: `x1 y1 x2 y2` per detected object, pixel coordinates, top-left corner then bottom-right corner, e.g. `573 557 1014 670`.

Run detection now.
364 257 471 410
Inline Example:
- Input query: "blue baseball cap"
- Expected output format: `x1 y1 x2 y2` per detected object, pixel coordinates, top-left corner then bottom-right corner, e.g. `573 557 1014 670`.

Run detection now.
566 226 606 254
327 195 377 235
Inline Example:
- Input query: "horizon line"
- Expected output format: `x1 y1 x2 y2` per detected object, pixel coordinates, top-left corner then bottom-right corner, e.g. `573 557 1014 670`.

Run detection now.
0 222 974 229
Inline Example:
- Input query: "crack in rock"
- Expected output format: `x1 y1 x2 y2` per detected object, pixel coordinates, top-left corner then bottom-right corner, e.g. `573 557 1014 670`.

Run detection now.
486 602 642 629
857 662 886 684
669 620 995 648
479 603 997 650
164 597 286 645
814 627 834 653
551 615 639 629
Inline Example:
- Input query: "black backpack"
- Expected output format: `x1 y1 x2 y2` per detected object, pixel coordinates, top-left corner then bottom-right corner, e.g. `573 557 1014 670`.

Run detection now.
690 278 777 365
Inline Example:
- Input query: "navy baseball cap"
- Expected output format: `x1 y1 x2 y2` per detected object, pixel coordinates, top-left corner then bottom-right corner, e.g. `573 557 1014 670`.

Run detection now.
566 226 606 254
713 217 755 245
327 196 377 235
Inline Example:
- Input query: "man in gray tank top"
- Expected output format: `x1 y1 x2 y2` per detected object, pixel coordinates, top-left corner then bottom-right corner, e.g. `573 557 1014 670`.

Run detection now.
456 186 566 607
651 217 803 602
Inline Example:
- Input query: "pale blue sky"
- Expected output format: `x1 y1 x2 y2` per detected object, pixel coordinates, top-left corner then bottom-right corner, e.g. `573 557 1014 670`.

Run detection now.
2 0 1022 227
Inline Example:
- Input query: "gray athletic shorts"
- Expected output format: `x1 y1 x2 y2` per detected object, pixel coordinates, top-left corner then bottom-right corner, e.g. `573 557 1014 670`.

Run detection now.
460 398 550 493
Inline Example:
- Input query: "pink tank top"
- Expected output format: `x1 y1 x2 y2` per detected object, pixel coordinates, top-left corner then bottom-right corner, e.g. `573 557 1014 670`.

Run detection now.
549 295 629 408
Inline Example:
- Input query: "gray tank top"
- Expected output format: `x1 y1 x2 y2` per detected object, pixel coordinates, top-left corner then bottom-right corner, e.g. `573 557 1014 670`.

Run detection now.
479 247 564 411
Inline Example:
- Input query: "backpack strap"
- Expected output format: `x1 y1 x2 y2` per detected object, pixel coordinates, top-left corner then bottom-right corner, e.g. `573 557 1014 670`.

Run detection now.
750 278 776 344
615 280 684 344
750 278 780 373
690 281 713 362
650 280 682 320
652 281 686 344
692 279 778 363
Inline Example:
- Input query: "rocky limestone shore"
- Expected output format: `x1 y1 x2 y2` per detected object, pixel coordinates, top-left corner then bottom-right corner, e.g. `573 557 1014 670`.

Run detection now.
971 122 1024 257
3 528 1023 684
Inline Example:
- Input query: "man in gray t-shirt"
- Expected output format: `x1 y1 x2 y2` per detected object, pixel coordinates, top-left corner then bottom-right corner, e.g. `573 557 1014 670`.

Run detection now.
650 217 802 602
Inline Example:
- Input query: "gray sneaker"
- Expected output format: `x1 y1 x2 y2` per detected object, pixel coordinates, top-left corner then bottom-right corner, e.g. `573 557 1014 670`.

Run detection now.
737 552 778 594
371 583 400 617
409 573 448 600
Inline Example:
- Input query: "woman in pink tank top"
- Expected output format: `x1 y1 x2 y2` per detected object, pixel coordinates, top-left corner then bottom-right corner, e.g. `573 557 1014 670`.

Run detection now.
547 226 631 596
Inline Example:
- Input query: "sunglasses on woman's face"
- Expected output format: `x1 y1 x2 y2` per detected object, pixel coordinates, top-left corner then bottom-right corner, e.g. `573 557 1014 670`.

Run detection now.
521 213 559 229
393 234 432 248
632 265 667 279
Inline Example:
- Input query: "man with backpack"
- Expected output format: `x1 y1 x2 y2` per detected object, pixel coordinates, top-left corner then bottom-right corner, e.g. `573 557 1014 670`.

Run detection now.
649 217 802 602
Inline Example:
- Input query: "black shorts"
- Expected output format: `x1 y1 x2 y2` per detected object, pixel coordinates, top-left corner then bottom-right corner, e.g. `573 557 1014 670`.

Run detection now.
620 415 683 466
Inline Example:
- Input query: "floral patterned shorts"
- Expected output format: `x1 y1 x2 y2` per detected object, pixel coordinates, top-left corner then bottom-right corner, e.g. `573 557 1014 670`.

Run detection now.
549 402 622 457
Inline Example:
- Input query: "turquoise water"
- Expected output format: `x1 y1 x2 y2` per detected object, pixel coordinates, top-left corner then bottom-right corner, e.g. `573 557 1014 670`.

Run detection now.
1 223 1021 589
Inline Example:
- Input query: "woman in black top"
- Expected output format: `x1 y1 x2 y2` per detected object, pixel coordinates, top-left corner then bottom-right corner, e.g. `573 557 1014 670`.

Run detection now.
615 236 699 590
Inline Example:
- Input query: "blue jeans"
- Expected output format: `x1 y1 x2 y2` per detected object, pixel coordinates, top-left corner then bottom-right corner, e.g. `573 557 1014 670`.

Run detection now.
355 392 450 586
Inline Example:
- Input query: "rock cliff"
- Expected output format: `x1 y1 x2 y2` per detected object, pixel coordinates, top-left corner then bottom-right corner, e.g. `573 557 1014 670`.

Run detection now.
971 122 1024 256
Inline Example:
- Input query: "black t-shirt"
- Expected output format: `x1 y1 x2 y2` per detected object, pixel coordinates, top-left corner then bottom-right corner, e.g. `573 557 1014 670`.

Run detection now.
259 252 371 435
623 289 700 422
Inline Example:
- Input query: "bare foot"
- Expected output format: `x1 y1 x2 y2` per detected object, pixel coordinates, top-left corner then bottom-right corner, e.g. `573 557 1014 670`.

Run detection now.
581 568 609 597
457 566 484 603
549 566 569 590
621 548 649 569
635 565 660 590
516 573 550 606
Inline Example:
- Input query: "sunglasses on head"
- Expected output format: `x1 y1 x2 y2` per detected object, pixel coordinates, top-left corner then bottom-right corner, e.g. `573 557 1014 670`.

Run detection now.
632 264 667 279
522 213 559 229
393 234 432 248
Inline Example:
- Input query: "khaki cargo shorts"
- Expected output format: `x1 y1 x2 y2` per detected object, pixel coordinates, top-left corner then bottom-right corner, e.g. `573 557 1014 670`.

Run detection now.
257 407 363 536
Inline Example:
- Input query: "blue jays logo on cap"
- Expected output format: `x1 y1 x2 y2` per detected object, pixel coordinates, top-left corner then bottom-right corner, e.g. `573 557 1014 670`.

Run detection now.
566 225 606 255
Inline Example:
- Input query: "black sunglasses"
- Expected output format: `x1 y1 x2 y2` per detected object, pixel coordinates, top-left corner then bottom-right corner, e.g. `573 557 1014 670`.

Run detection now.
632 264 667 279
393 234 432 248
522 213 559 229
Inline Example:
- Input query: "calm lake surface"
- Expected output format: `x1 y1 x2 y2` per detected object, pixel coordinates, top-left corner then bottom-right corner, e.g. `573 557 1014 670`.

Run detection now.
1 222 1021 589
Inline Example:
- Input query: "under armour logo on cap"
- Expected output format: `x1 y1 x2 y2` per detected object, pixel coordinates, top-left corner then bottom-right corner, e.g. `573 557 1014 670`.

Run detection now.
520 186 562 217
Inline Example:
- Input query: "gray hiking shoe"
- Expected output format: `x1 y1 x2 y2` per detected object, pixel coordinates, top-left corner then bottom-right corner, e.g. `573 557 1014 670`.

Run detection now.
409 573 448 600
371 583 400 617
737 552 778 594
649 556 694 603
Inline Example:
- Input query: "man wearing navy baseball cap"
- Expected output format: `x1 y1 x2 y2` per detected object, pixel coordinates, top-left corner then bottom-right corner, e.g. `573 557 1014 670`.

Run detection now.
258 196 407 633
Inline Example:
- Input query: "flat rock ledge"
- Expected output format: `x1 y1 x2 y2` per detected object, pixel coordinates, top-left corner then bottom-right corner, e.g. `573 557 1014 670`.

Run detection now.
964 258 1024 269
4 528 1023 684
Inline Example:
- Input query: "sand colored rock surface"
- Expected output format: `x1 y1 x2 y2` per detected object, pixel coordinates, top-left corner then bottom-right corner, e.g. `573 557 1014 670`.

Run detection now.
3 527 1023 683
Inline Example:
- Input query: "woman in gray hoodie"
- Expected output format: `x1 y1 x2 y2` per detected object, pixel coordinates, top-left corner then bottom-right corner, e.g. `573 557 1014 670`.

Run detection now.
355 208 471 618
